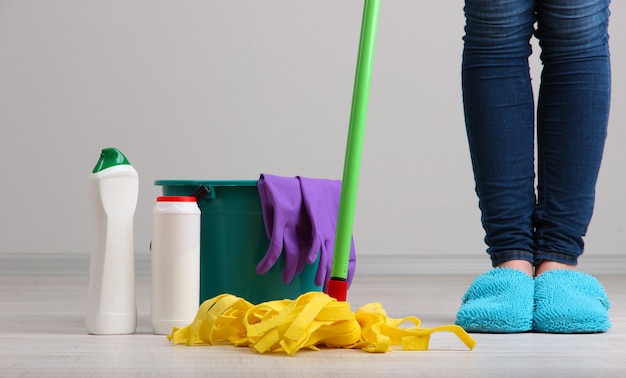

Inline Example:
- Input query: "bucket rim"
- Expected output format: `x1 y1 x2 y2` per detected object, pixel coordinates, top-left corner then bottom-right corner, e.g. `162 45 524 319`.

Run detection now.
155 179 258 187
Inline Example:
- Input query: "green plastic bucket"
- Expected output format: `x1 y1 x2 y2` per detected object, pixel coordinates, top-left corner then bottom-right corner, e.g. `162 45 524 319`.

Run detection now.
154 180 322 305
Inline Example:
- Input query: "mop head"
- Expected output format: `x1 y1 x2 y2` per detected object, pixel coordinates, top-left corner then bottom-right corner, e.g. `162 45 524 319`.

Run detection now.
168 292 476 355
455 268 534 333
534 270 611 333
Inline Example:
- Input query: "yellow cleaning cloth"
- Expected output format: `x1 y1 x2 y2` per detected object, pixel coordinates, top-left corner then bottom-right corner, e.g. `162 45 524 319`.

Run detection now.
168 292 476 355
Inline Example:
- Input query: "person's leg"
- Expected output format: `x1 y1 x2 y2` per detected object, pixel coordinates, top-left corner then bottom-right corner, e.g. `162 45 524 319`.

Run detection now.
462 0 537 271
533 0 611 275
457 0 537 333
531 0 612 333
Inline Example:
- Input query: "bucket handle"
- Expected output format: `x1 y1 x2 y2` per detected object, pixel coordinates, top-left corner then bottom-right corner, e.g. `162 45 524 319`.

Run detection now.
191 185 214 202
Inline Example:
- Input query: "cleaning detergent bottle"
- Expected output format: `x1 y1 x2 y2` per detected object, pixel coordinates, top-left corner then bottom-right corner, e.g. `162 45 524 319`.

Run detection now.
151 196 201 335
86 148 138 335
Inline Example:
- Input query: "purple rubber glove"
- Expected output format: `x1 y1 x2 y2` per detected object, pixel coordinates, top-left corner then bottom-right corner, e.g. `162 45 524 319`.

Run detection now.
256 174 312 284
298 176 357 287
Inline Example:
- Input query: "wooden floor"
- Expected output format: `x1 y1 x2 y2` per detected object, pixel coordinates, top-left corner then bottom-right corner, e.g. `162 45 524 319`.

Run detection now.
1 254 625 377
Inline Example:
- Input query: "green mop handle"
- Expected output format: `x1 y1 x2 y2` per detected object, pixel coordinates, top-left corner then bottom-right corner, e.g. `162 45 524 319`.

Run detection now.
327 0 380 301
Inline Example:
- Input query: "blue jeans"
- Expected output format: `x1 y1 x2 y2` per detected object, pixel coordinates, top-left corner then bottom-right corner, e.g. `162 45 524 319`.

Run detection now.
462 0 611 267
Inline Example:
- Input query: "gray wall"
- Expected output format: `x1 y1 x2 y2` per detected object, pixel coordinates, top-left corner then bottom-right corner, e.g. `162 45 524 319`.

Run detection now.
1 1 624 264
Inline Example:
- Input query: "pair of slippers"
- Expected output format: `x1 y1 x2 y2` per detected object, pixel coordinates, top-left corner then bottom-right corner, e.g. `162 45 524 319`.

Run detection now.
455 268 611 333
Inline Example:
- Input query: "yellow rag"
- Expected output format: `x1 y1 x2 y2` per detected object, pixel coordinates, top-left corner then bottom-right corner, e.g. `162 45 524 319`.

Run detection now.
167 292 476 355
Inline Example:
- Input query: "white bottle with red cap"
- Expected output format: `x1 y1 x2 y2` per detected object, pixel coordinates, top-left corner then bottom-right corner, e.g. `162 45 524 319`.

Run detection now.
151 196 201 335
86 148 138 335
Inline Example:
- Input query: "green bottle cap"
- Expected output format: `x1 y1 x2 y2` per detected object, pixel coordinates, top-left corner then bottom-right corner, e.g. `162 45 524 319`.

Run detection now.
92 148 131 173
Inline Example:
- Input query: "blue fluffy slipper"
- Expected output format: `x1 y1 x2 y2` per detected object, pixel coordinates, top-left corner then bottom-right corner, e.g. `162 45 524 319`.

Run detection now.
456 268 534 333
534 270 611 333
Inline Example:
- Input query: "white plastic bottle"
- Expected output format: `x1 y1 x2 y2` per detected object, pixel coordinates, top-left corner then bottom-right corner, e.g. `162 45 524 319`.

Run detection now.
86 148 138 335
151 196 200 335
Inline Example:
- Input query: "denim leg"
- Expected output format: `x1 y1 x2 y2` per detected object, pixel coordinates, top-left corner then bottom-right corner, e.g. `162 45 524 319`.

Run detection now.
462 0 538 266
533 0 611 265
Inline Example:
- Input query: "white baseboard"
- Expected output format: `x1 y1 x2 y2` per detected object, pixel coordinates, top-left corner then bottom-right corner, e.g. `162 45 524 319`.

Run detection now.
355 254 626 276
1 253 624 276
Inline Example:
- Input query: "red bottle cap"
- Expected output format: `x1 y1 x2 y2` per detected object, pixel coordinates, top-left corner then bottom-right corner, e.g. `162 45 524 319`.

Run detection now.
156 196 197 202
